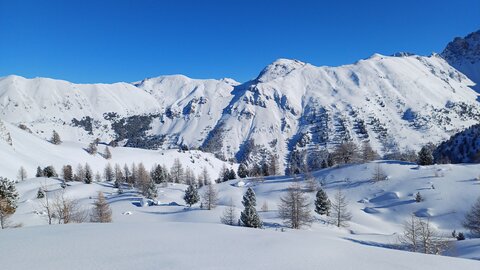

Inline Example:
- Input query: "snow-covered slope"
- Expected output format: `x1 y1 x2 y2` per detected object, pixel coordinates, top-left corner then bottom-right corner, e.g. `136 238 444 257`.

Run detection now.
442 30 480 91
1 31 480 172
4 161 480 268
0 121 234 181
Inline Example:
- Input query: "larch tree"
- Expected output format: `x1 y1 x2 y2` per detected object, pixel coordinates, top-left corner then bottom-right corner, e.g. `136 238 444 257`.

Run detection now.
17 166 27 182
330 188 352 227
463 196 480 236
372 163 388 182
220 198 237 226
0 177 19 229
62 165 73 181
91 191 112 223
87 141 97 155
114 164 124 188
103 163 114 182
202 183 218 210
278 183 312 229
104 146 112 159
170 158 184 183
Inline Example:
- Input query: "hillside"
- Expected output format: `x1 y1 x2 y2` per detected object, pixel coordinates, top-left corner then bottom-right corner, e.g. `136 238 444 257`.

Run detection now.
2 161 480 269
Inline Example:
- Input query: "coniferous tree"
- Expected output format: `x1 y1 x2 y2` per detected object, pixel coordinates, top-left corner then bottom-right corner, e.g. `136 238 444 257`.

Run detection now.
51 130 62 145
0 177 19 229
84 163 93 184
314 188 331 216
37 187 45 199
228 169 236 180
114 164 124 188
150 164 167 184
415 192 423 203
103 163 114 182
278 183 312 229
418 145 434 166
130 163 138 186
199 166 210 186
43 166 57 178
361 141 379 162
372 163 387 182
170 158 184 183
185 167 196 186
240 187 262 228
183 184 200 207
237 163 248 178
62 165 73 181
74 164 85 182
36 166 44 177
123 164 131 186
90 191 112 223
202 183 218 210
330 188 352 227
104 146 112 159
87 141 97 155
220 198 237 225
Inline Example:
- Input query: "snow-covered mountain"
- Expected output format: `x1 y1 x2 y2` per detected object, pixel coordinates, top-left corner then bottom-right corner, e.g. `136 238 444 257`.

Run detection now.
442 30 480 91
1 30 480 172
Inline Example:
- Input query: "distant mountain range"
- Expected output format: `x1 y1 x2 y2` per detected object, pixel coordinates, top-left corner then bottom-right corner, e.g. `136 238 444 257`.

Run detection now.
1 30 479 171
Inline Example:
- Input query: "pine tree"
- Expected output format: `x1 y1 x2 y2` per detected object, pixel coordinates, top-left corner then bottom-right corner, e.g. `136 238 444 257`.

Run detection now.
104 146 112 159
278 183 312 229
84 163 93 184
220 198 237 225
17 166 27 182
415 192 423 203
330 188 352 227
35 166 44 177
150 164 167 184
314 188 331 216
51 130 62 145
240 187 262 228
183 184 200 207
237 163 248 178
90 192 112 223
62 165 73 181
0 177 19 229
43 166 57 178
418 145 434 166
37 187 45 199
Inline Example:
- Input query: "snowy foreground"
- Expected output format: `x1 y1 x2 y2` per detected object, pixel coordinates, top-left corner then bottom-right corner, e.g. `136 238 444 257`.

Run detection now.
1 161 480 269
1 222 479 270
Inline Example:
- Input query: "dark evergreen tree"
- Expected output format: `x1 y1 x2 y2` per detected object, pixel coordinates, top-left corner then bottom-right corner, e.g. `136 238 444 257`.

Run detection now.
314 188 331 216
151 164 167 184
228 169 236 180
62 165 73 181
37 187 45 199
415 192 423 203
237 163 248 178
43 166 57 178
240 187 262 228
0 177 19 229
84 163 93 184
418 145 434 166
51 130 62 145
183 184 200 207
36 166 44 177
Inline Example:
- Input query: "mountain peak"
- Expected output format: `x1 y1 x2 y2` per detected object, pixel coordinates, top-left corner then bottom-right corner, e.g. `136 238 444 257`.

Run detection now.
256 58 306 82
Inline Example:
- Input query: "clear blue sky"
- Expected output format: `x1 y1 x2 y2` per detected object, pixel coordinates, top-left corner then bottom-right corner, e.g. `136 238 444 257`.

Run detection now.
0 0 478 83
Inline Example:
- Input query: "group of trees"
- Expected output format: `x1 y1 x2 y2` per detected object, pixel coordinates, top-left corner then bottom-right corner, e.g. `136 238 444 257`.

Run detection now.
237 154 280 179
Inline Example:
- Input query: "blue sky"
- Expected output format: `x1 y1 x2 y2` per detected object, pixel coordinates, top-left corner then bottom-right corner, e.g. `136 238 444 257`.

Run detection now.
0 0 478 83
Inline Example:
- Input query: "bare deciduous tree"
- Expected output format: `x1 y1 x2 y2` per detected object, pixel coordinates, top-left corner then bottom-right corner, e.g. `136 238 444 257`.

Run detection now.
17 166 27 182
330 188 352 227
372 163 388 182
220 198 237 225
202 184 218 210
463 196 480 236
52 191 88 224
91 191 112 223
399 214 449 254
278 183 312 229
